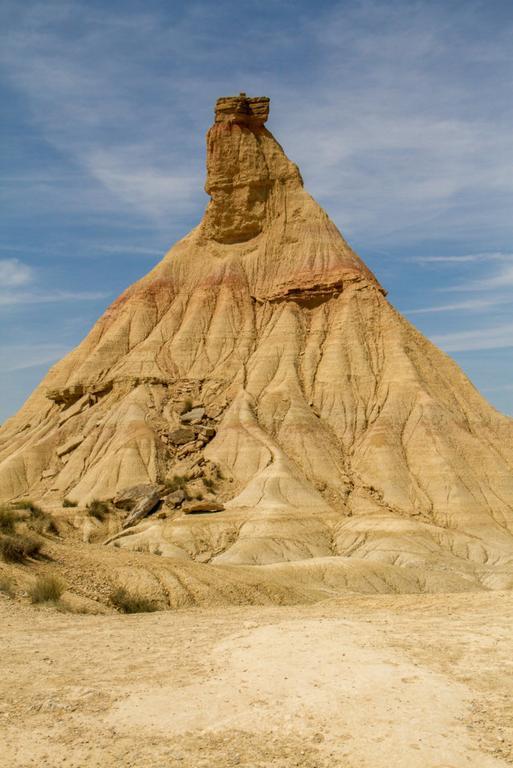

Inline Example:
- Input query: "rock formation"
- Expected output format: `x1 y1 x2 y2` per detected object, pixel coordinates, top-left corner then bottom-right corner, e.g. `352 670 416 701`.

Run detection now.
1 93 513 588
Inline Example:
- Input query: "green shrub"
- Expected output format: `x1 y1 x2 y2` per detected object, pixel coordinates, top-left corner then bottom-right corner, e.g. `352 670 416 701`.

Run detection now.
0 507 18 534
87 499 110 521
63 498 78 508
110 586 158 614
29 575 65 604
0 534 41 563
0 575 15 598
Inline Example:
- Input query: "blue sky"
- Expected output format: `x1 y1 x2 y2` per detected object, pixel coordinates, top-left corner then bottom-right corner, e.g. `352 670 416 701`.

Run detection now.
1 0 513 421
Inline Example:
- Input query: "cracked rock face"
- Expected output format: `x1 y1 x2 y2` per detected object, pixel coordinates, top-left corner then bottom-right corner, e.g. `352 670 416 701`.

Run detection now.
1 94 513 587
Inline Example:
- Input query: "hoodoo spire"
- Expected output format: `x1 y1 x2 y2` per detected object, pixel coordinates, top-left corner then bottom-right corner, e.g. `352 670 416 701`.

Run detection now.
202 93 381 296
203 93 303 244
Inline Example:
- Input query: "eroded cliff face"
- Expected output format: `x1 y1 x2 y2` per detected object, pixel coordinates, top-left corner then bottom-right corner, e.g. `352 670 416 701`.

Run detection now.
1 94 513 589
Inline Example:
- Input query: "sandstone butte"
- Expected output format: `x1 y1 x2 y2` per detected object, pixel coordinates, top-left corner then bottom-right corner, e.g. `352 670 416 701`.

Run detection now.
1 93 513 595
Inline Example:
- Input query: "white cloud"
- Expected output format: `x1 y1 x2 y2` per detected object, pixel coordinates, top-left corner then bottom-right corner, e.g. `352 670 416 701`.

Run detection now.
0 256 109 307
432 323 513 352
0 290 109 307
86 149 202 220
95 244 164 256
413 253 512 264
0 259 34 287
466 263 513 291
445 258 513 293
407 297 510 314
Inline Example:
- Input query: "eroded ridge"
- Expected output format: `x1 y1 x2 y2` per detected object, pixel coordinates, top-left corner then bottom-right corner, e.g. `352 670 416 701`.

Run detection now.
0 94 512 594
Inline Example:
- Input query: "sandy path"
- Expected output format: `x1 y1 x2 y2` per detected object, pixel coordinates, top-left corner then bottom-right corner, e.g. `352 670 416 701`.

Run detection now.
1 592 513 767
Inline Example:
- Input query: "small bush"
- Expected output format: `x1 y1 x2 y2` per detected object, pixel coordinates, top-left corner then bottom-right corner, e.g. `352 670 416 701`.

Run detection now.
63 498 78 508
203 478 216 491
0 507 18 534
0 575 15 598
181 398 193 414
110 586 158 614
195 492 204 501
87 499 110 521
29 575 65 604
0 534 41 563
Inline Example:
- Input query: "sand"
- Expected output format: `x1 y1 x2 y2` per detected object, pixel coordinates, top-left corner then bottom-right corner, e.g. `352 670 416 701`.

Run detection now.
2 591 513 768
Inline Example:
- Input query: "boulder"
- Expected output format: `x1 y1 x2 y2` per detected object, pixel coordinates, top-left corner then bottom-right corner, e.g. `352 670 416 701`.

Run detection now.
122 488 162 529
113 483 163 511
182 500 224 515
176 440 203 459
163 489 185 508
169 427 196 445
198 426 217 439
180 407 206 424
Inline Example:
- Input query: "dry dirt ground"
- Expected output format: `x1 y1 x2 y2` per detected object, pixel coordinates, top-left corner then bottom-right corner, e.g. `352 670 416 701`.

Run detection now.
1 591 513 768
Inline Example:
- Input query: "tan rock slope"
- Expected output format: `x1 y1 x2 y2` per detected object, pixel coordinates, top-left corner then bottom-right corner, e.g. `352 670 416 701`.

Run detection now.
1 93 513 590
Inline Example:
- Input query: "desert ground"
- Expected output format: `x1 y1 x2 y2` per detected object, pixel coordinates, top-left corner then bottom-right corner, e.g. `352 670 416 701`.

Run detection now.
2 591 513 768
2 92 513 768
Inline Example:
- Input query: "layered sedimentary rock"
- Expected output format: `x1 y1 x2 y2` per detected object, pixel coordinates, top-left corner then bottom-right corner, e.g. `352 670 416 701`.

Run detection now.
1 93 513 588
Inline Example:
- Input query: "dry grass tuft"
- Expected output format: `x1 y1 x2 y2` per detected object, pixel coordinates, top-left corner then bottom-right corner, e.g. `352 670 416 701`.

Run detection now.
110 586 158 614
164 475 187 492
29 574 65 604
0 575 15 597
0 507 18 534
0 534 42 563
28 506 59 535
87 499 110 521
63 498 78 508
11 499 38 511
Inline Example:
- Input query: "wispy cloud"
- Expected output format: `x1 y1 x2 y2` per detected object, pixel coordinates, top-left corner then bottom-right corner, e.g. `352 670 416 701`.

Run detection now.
85 149 202 219
0 290 109 307
441 257 513 293
413 252 513 264
432 323 513 352
94 244 164 256
0 343 72 371
0 258 34 287
407 297 511 314
0 258 109 306
463 263 513 291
